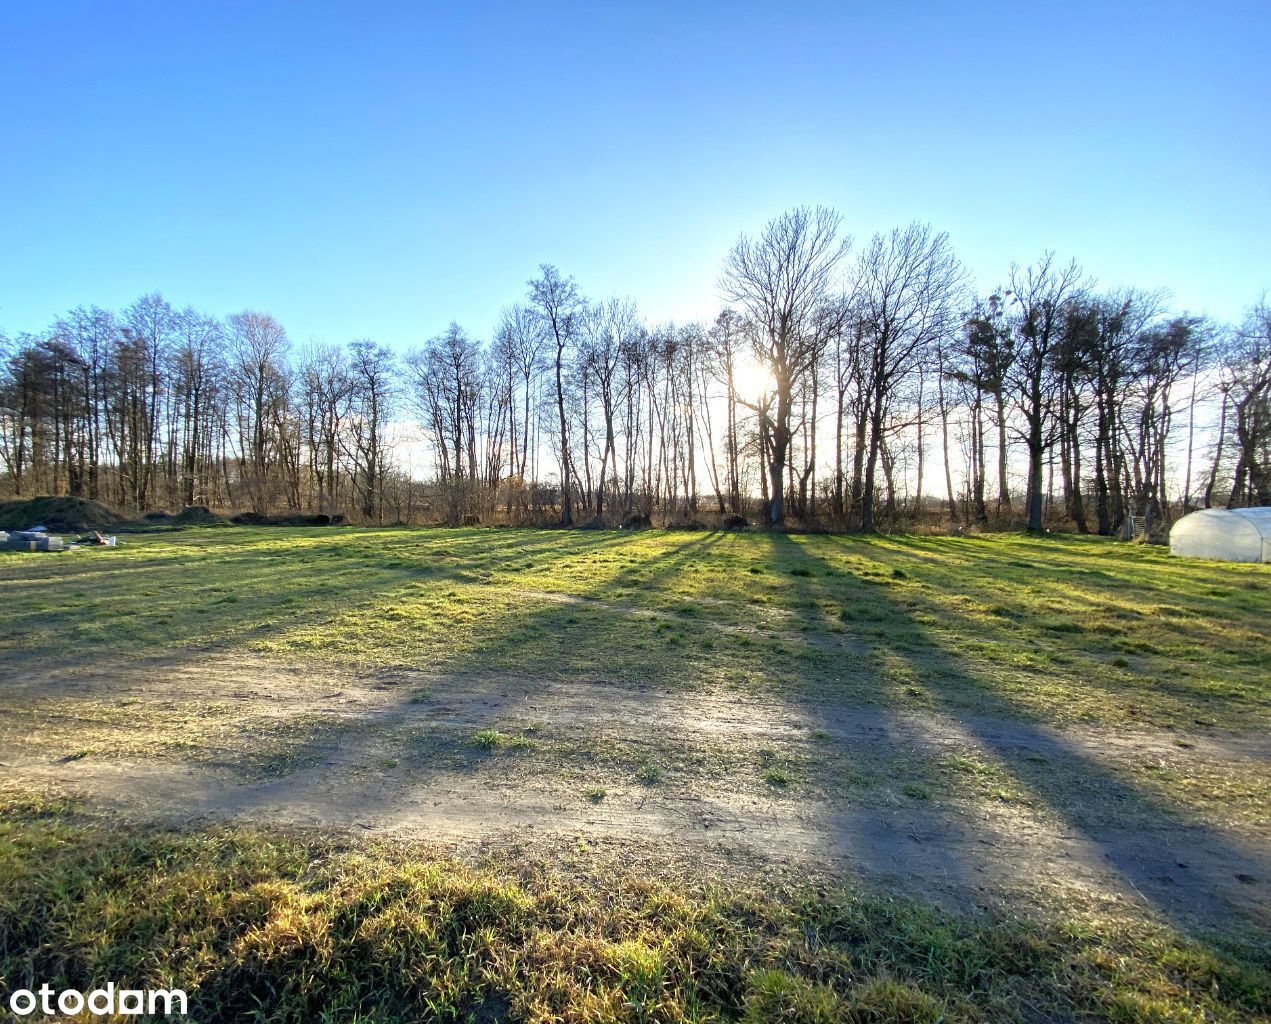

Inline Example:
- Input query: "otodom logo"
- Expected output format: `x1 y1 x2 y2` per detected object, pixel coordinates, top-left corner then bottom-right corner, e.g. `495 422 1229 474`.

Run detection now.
7 983 187 1017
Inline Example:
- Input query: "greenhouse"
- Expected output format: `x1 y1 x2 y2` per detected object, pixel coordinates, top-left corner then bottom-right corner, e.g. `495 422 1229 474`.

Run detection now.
1169 507 1271 563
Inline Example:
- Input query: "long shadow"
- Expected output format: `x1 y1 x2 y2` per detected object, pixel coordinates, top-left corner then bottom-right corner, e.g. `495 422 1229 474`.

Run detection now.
0 526 647 782
10 525 1267 945
0 527 633 674
724 532 1021 904
185 529 739 821
815 533 1270 726
765 531 1270 941
5 525 1267 1024
11 509 1264 1022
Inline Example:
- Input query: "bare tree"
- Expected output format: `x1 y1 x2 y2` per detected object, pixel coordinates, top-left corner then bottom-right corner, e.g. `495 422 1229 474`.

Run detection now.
1224 300 1271 506
1121 316 1198 530
122 293 176 507
1005 254 1085 532
406 324 482 523
493 304 545 496
346 340 395 523
528 265 583 525
705 309 748 514
54 306 116 500
854 222 964 531
1079 291 1162 534
170 308 224 507
1179 318 1219 512
720 206 850 525
227 311 290 514
299 343 352 517
960 294 1015 519
580 297 639 521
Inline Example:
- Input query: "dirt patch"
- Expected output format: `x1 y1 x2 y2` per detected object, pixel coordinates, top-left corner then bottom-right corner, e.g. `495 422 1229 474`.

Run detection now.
2 651 1267 933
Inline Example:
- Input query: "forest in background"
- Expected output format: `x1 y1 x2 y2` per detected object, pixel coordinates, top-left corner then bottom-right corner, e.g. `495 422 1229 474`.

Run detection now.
3 208 1269 533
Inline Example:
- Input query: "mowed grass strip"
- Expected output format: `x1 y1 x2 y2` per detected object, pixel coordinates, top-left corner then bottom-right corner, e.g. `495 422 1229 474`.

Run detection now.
1 525 1267 730
0 792 1267 1024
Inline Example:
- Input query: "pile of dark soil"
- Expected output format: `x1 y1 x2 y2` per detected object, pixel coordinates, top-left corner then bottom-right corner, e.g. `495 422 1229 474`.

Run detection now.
174 506 224 525
0 496 123 533
230 511 346 527
124 506 228 530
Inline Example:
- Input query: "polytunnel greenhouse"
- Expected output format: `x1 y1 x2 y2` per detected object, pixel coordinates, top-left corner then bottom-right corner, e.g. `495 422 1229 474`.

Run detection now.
1169 507 1271 563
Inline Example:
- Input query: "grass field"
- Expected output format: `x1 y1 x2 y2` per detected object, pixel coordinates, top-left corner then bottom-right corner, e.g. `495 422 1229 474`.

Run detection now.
1 526 1268 1022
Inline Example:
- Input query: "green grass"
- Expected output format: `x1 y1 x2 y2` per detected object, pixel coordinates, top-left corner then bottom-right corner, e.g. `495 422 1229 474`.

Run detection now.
0 792 1266 1024
636 760 664 785
471 728 536 752
1 525 1269 1021
1 525 1266 731
2 526 1267 825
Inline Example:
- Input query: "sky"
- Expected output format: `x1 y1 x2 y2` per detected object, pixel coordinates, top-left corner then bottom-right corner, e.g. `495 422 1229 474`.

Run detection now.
1 1 1268 350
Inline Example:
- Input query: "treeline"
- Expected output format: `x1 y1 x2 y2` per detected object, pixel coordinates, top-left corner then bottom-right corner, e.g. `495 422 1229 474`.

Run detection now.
2 207 1268 531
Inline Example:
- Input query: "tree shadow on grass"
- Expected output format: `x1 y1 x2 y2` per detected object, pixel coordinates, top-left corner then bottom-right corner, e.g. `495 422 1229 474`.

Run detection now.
816 533 1271 728
162 531 738 821
0 527 633 675
8 525 1267 947
762 530 1270 940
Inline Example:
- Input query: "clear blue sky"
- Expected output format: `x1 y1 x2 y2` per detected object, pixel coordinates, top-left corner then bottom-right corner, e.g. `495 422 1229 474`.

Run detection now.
2 1 1267 348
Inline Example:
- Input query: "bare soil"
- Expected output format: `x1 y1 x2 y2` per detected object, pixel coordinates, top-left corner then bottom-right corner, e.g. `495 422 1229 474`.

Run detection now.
2 652 1267 932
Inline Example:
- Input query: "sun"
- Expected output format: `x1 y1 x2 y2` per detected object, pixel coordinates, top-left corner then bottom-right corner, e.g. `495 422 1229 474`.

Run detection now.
732 353 776 402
